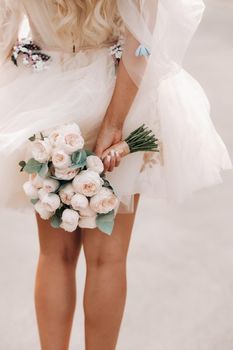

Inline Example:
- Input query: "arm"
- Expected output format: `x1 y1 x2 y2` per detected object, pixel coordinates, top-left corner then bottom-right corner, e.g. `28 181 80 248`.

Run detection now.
94 58 138 172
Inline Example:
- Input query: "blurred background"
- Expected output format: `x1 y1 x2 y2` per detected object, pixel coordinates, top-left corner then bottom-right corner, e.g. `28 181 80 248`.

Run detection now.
1 1 233 349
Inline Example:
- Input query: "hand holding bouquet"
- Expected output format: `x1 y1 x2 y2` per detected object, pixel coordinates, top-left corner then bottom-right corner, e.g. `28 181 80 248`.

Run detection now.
19 122 159 235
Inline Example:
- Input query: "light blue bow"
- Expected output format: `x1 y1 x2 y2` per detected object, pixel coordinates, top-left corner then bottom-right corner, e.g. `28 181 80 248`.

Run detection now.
135 44 151 57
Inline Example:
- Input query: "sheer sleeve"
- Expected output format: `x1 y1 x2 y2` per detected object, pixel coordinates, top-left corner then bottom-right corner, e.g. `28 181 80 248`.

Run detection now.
0 0 24 63
111 0 231 204
117 0 158 87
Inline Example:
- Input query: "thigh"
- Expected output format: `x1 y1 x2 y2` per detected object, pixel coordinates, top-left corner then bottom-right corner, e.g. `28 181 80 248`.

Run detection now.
36 213 82 262
82 194 140 264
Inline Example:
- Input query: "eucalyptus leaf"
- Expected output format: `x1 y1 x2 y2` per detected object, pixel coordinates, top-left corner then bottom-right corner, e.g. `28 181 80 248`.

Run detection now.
24 158 43 174
71 150 87 168
30 198 39 205
50 215 62 229
96 210 115 235
85 149 96 157
39 163 49 177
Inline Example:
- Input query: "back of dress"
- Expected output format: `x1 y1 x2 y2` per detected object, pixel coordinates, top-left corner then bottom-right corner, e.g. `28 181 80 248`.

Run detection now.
0 0 123 61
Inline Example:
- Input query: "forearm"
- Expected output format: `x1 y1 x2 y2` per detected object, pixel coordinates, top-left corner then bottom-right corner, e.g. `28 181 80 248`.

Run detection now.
105 59 138 128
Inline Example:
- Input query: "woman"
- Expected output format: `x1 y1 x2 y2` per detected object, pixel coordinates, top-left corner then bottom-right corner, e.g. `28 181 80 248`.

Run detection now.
0 1 232 349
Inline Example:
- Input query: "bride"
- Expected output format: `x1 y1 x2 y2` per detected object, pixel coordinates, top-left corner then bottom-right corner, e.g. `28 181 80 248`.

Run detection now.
0 0 232 349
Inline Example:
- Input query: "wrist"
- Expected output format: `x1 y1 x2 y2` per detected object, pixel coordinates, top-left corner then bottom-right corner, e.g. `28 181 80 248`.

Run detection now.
104 109 125 130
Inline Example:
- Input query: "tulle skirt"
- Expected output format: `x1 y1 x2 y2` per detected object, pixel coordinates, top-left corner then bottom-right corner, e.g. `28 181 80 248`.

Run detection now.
0 45 232 214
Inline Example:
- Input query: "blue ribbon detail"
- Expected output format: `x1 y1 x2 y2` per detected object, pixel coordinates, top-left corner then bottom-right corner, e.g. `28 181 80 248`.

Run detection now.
135 44 151 57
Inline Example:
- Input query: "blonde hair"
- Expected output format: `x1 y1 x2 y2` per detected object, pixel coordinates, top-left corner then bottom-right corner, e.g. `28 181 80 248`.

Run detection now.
51 0 124 47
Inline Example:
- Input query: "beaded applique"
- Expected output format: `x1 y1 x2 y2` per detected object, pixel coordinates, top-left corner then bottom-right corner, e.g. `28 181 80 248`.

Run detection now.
109 40 124 67
11 39 51 72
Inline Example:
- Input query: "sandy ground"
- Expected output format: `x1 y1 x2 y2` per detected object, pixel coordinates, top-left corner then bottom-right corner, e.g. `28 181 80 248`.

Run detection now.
1 1 233 349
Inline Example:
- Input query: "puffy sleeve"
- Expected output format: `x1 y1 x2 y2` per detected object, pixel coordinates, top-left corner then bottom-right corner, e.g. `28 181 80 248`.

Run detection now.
0 0 24 63
113 0 232 204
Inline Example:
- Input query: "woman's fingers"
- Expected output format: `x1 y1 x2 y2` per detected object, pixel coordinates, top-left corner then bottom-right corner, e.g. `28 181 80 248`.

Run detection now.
103 150 121 172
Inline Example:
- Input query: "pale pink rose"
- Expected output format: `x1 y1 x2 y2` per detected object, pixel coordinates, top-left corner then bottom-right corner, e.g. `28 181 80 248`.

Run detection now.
48 129 63 148
43 178 60 193
86 155 104 174
79 216 97 229
23 181 39 199
61 123 84 155
90 188 119 214
34 200 54 220
60 209 80 232
29 173 44 189
71 193 89 211
41 193 61 212
31 139 52 163
55 167 79 180
72 170 104 197
79 205 96 218
59 184 76 205
52 149 71 170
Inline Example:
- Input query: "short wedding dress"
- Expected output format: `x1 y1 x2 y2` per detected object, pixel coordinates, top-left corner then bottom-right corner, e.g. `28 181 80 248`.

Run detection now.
0 0 232 213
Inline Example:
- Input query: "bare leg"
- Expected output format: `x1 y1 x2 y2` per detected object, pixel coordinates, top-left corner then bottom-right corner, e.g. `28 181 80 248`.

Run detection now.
35 214 82 350
82 194 140 350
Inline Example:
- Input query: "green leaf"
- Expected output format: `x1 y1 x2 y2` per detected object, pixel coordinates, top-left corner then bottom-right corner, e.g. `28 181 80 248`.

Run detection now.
23 158 43 174
96 210 115 235
85 149 96 157
71 150 87 169
50 214 62 229
30 198 39 205
40 132 45 141
39 163 49 177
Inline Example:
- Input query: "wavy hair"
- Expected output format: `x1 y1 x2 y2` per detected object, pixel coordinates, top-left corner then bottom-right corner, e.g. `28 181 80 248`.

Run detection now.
51 0 124 47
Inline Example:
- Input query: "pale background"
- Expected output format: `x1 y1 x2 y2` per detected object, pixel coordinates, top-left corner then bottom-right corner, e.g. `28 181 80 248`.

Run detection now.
1 1 233 349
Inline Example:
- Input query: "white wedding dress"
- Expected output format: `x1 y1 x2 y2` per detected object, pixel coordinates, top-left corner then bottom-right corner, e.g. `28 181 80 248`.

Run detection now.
0 0 232 213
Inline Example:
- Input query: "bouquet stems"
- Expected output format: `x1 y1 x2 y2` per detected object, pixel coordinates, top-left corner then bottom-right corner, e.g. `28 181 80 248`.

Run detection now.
103 124 159 158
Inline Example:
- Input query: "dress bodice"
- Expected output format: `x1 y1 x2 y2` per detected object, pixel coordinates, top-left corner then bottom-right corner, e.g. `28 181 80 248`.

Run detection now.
21 0 123 53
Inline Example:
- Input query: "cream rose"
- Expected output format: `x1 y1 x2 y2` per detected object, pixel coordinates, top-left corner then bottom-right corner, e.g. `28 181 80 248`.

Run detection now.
29 173 44 189
71 193 89 211
52 149 71 170
31 139 52 163
72 170 104 197
55 167 79 181
60 123 84 155
41 193 61 212
60 209 80 232
34 200 54 220
38 188 48 201
86 155 104 174
79 216 97 229
59 183 76 205
90 188 119 214
43 178 60 193
48 129 63 148
79 205 96 218
23 181 39 199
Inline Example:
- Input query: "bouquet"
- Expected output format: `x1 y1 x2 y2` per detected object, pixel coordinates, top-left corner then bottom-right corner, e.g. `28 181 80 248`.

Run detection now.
19 123 159 235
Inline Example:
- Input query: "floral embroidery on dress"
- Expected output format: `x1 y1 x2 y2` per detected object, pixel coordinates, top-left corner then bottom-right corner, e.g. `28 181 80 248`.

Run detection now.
11 39 51 72
140 141 164 172
135 44 151 57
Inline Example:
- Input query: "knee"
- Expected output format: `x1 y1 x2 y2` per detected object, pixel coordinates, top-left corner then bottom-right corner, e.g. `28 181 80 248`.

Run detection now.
39 244 80 266
85 251 127 270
